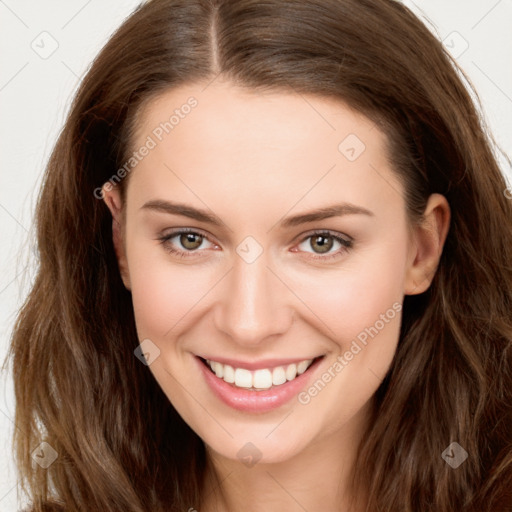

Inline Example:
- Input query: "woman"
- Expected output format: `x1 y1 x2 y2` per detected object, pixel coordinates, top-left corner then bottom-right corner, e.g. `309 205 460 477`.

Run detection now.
8 0 512 510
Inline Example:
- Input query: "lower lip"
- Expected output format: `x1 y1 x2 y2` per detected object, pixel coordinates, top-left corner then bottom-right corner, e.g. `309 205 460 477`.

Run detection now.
196 356 321 413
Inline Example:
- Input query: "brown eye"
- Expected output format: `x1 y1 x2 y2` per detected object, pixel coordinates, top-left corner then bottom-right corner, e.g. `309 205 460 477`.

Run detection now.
310 234 334 254
180 232 203 250
295 230 353 261
157 229 215 259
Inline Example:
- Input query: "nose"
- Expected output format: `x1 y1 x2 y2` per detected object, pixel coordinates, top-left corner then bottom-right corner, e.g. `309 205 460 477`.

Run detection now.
213 250 293 347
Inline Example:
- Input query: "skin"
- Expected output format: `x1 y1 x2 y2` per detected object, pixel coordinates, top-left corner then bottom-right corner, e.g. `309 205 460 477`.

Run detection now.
102 78 450 511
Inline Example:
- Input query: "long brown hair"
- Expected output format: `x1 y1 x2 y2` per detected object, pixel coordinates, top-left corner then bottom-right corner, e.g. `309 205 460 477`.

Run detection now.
7 0 512 510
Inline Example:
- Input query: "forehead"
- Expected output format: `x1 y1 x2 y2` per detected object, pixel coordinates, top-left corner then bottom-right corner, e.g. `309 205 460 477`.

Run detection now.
134 79 383 154
126 80 404 221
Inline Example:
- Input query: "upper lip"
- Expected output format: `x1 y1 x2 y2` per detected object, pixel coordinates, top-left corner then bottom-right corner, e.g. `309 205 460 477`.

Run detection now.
197 355 322 371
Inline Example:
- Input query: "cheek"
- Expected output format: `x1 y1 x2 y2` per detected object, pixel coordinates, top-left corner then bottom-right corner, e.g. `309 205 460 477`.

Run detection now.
128 254 216 339
285 237 408 352
291 239 407 426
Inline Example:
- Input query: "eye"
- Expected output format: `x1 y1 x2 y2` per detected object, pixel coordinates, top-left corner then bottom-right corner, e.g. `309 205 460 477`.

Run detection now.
157 228 216 259
157 228 353 261
293 230 353 261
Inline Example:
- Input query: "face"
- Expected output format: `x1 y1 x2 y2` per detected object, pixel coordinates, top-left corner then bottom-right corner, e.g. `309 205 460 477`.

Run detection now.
103 79 449 465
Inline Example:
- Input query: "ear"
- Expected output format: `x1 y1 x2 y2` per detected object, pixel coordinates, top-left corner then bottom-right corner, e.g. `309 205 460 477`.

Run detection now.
101 184 131 290
404 193 450 295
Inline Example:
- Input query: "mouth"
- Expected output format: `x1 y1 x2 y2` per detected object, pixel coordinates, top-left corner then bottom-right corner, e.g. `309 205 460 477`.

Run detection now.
199 356 322 391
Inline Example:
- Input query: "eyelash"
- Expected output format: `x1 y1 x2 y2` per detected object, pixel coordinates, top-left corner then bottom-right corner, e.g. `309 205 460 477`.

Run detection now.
156 228 353 261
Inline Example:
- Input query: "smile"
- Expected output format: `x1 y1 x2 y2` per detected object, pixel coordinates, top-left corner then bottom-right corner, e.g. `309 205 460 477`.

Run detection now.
197 355 324 412
204 357 316 390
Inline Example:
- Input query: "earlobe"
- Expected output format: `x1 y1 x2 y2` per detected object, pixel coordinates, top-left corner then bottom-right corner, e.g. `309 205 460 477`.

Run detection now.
404 193 450 295
101 184 131 290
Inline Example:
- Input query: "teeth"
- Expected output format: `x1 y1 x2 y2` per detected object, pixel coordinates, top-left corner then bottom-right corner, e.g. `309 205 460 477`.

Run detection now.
253 369 273 389
234 368 253 388
212 361 223 378
223 364 235 383
285 364 297 381
272 366 286 386
297 360 310 375
206 358 314 390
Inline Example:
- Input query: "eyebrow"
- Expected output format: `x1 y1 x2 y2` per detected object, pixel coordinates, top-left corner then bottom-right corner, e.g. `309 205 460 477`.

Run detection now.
140 199 374 228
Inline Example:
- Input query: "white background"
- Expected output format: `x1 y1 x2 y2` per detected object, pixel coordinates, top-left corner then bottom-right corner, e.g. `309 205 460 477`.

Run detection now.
1 1 511 510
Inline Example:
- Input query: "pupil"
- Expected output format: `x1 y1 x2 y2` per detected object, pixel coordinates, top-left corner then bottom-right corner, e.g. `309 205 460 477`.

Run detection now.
313 235 332 254
182 233 201 249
